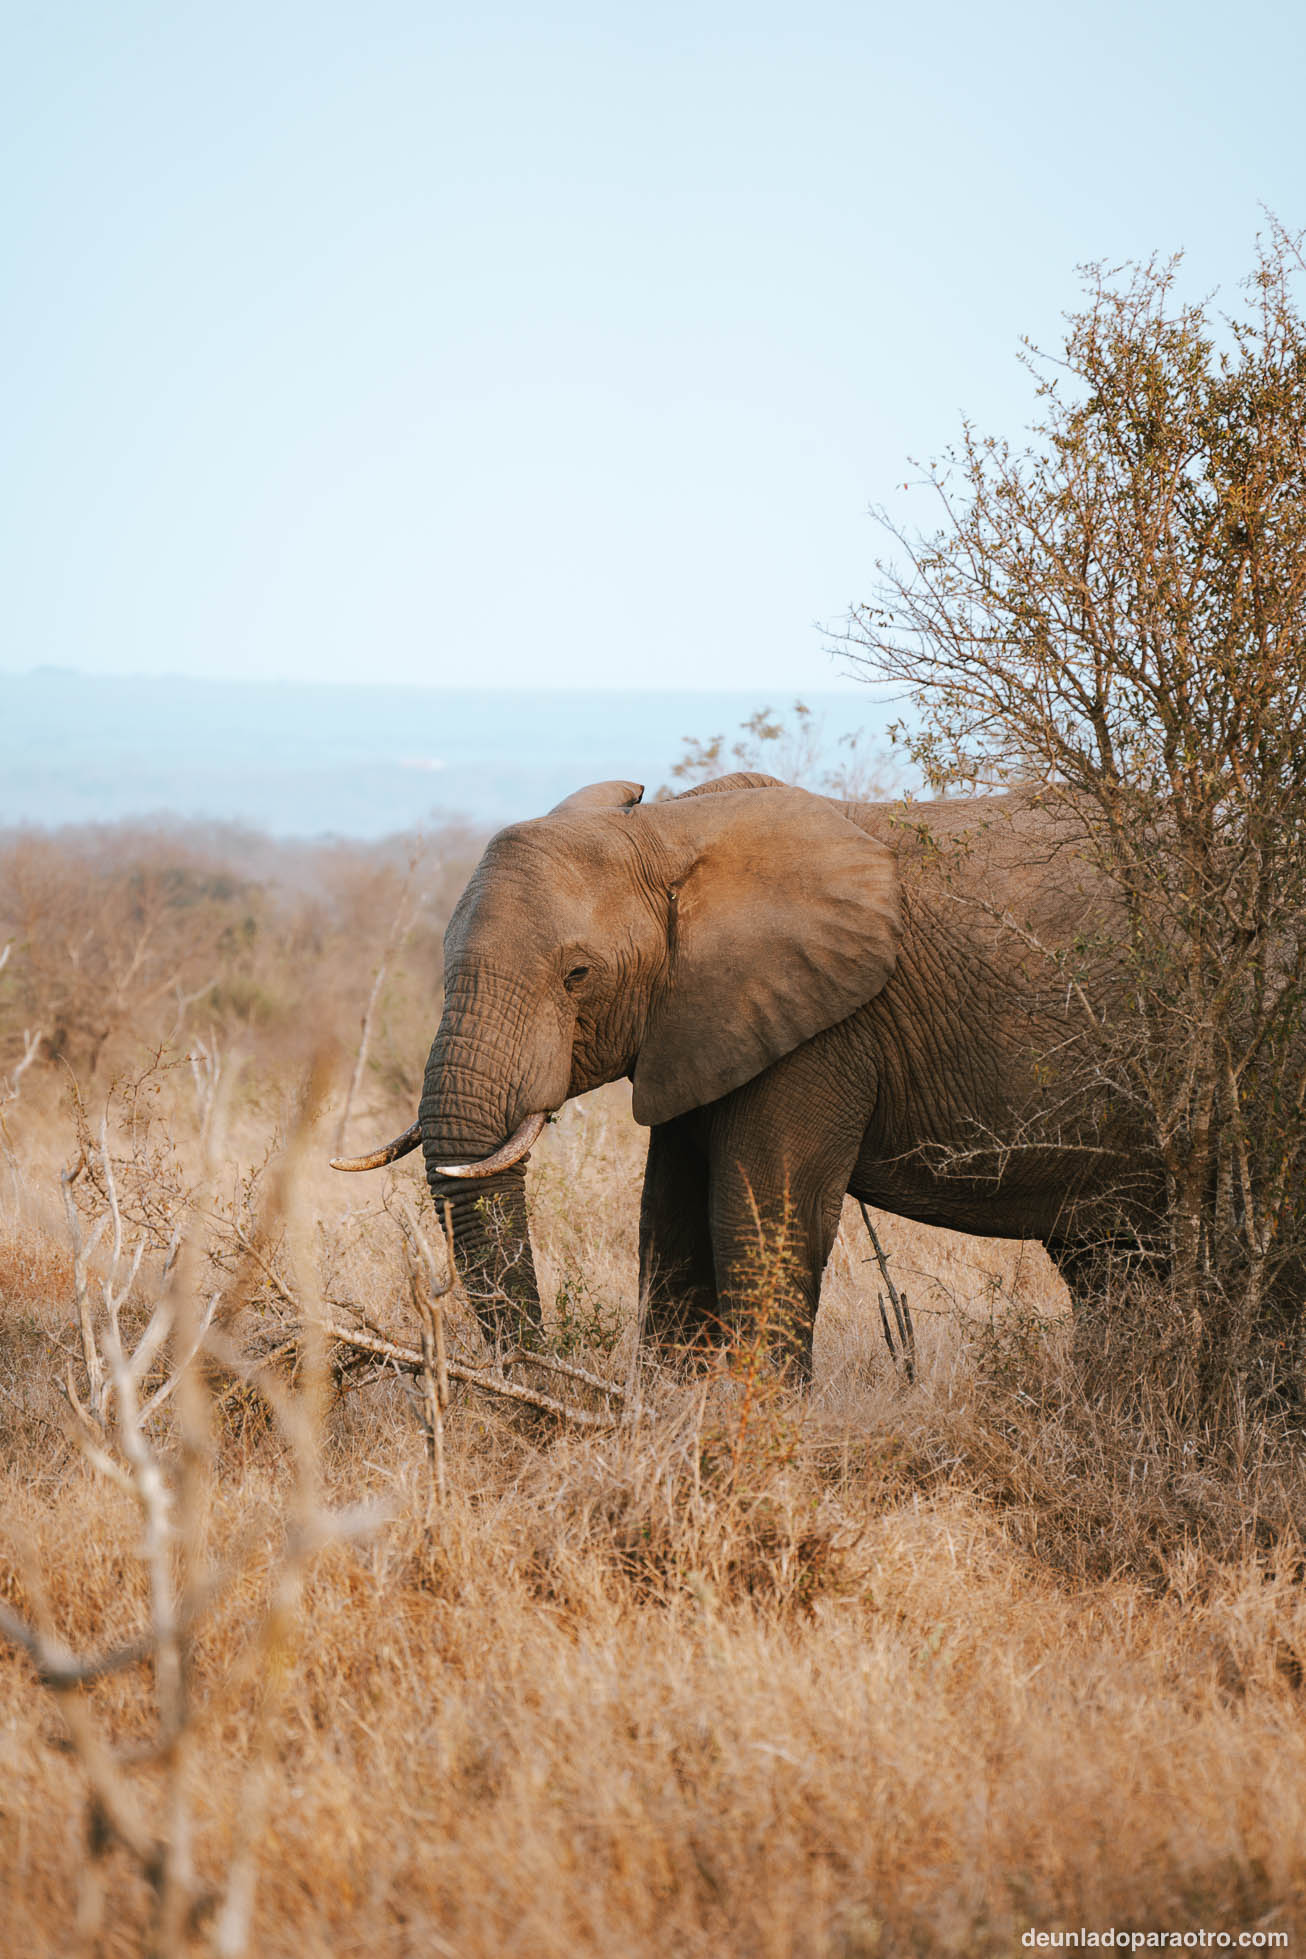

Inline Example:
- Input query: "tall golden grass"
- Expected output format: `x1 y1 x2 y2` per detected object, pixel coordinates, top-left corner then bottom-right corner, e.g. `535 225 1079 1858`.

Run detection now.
2 827 1304 1955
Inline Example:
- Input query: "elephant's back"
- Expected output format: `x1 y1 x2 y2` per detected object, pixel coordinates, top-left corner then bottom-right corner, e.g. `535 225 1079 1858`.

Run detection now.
833 788 1114 948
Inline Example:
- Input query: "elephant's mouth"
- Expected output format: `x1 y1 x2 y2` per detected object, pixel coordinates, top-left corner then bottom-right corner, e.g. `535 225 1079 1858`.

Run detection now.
330 1109 550 1178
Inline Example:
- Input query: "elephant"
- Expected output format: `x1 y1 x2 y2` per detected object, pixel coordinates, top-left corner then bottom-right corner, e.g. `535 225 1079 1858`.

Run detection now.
333 771 1162 1374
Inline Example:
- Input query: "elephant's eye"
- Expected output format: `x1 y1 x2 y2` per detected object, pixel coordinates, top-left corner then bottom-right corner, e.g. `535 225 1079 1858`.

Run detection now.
564 963 591 992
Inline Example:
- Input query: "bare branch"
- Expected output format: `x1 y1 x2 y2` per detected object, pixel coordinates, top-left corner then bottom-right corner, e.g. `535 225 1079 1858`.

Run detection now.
0 1603 156 1690
316 1311 620 1426
859 1205 917 1383
62 1174 108 1423
504 1345 627 1401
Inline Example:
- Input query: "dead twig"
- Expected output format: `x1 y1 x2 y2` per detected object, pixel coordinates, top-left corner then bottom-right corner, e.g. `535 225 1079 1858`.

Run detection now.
0 1606 157 1690
12 1069 385 1956
388 1190 457 1505
408 1253 450 1508
1 1024 46 1111
62 1172 108 1423
859 1202 917 1383
333 846 427 1157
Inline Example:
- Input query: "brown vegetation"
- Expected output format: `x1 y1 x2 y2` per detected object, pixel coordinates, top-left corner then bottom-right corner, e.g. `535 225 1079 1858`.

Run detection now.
853 226 1306 1409
2 818 1305 1954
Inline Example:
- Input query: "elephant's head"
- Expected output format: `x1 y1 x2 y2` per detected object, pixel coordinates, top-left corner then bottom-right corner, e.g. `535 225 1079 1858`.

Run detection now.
333 773 900 1334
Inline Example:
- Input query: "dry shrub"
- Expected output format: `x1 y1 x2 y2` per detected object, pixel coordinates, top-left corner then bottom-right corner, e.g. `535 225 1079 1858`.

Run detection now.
0 816 480 1104
922 1281 1306 1585
502 1392 861 1621
0 1218 74 1305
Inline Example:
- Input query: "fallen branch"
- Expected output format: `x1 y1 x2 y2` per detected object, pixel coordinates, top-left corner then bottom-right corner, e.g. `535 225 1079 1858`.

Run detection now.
315 1314 620 1427
210 1338 302 1411
504 1346 626 1401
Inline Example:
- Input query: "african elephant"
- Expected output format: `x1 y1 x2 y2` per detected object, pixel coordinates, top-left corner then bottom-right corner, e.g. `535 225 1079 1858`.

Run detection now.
333 771 1160 1372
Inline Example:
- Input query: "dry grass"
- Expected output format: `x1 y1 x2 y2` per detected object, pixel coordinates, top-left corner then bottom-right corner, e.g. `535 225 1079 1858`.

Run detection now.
3 1073 1306 1956
2 831 1306 1954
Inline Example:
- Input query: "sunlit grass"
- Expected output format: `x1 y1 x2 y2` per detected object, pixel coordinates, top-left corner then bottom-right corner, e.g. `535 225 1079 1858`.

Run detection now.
3 1059 1305 1955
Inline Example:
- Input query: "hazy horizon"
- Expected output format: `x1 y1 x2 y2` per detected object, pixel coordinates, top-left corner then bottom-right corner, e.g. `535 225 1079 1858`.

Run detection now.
0 670 894 837
7 663 869 695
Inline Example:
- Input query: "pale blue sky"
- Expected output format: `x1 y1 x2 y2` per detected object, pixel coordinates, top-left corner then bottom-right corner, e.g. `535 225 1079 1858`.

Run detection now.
3 2 1303 693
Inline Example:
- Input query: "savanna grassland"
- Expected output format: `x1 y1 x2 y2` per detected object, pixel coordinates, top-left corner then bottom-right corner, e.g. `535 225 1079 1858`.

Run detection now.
2 820 1305 1958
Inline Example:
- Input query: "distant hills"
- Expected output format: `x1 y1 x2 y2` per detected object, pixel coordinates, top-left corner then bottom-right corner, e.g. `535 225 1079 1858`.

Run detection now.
1 672 890 838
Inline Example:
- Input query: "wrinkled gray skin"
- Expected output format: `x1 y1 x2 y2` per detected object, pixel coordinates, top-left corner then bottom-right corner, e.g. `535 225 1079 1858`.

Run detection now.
412 772 1161 1373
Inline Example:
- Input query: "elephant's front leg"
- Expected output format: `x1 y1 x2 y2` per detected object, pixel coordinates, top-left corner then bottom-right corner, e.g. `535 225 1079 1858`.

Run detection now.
704 1044 868 1379
639 1111 721 1358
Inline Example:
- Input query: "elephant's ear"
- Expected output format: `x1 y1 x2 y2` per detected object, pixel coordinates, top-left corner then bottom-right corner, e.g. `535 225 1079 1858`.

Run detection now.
549 780 644 814
630 786 900 1126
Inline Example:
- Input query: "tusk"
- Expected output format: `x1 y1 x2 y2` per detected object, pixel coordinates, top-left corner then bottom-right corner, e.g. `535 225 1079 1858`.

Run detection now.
436 1111 549 1178
330 1121 422 1172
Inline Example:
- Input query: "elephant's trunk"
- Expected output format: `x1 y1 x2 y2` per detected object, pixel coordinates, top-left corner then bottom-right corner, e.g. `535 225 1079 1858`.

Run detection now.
422 1158 541 1346
417 964 569 1345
